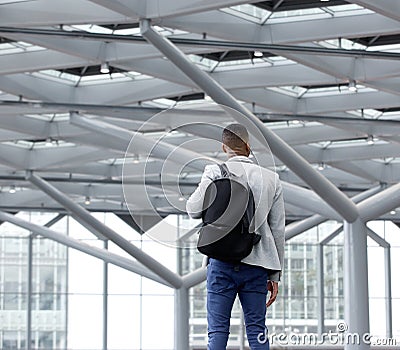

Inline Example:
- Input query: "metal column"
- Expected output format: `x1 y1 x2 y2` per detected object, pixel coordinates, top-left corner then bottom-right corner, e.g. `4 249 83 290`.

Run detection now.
384 247 392 338
103 240 108 350
344 218 369 350
26 234 33 350
316 244 324 337
175 287 189 350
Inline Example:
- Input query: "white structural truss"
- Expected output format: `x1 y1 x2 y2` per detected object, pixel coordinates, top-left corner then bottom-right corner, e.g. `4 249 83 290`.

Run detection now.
0 1 399 349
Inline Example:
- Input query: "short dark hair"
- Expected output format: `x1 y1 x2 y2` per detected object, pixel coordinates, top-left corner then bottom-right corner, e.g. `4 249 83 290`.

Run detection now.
222 123 249 149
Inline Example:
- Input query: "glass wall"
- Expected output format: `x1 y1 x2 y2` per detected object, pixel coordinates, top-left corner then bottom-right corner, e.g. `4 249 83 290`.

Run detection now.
0 212 399 349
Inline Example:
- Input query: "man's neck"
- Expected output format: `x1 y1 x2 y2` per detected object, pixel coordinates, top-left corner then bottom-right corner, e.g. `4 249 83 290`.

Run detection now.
227 152 248 158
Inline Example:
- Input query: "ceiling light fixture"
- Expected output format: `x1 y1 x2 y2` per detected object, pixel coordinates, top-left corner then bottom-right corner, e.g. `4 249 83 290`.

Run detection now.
45 138 52 146
390 210 396 215
348 80 358 92
318 163 325 171
367 135 374 145
9 185 16 194
100 62 110 74
254 51 263 57
178 196 185 202
84 196 91 205
133 155 140 164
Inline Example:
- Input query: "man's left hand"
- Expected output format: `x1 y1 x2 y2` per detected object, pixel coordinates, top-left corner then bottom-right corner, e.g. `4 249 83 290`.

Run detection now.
266 281 279 307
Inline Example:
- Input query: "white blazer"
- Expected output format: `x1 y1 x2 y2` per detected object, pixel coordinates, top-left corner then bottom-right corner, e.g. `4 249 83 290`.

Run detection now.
186 155 285 281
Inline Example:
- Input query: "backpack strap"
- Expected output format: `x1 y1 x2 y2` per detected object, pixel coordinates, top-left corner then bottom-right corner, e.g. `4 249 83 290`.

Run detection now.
218 163 230 177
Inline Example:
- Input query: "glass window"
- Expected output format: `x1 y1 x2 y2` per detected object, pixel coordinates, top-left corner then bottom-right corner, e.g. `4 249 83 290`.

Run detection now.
291 259 304 270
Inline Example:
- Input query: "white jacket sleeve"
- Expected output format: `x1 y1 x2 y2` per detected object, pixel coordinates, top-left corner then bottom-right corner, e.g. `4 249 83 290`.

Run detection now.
267 175 286 282
186 164 218 219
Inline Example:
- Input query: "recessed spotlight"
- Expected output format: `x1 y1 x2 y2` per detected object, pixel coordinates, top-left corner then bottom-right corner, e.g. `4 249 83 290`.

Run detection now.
390 210 396 215
100 62 110 74
367 135 374 145
254 51 263 57
84 196 91 205
178 196 185 202
318 163 325 171
348 80 358 92
9 185 16 194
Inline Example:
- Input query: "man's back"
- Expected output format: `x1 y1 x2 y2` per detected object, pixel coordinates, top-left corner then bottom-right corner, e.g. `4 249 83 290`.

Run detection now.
187 155 285 281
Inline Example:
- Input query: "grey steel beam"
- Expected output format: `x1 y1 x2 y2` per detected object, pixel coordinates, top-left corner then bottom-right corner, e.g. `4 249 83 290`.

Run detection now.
320 225 344 246
69 114 351 219
140 20 359 223
358 183 400 221
286 185 382 240
1 27 399 60
26 171 183 288
366 228 392 338
182 267 207 289
367 228 390 249
343 218 369 350
70 113 214 172
282 182 341 221
285 215 326 241
0 210 171 286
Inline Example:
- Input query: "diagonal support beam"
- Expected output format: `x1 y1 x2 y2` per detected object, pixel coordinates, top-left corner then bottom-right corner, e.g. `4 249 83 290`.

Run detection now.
70 112 214 172
358 183 400 221
70 113 344 219
0 210 170 287
140 19 359 223
26 171 183 288
285 185 382 240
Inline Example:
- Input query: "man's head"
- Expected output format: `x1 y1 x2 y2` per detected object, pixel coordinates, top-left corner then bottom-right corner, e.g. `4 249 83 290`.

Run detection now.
222 123 250 157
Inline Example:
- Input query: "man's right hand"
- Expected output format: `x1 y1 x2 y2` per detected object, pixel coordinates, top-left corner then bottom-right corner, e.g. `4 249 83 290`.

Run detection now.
266 281 279 307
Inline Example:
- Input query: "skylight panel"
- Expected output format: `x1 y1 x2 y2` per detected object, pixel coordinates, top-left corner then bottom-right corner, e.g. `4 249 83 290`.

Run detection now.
270 7 325 18
229 4 269 19
328 4 367 12
37 69 80 84
0 41 45 55
2 139 75 149
317 38 367 50
366 44 400 52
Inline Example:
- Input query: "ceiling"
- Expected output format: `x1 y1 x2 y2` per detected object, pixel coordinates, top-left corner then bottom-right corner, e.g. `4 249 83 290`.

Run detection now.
0 0 399 223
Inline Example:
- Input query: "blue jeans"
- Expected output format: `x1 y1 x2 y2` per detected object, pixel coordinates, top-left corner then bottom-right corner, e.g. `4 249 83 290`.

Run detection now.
207 258 270 350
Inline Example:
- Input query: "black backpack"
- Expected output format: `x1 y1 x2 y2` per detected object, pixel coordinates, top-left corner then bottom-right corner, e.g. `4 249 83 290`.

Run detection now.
197 163 261 262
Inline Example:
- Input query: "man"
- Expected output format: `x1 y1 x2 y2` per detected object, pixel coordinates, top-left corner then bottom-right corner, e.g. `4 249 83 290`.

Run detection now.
186 123 285 350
